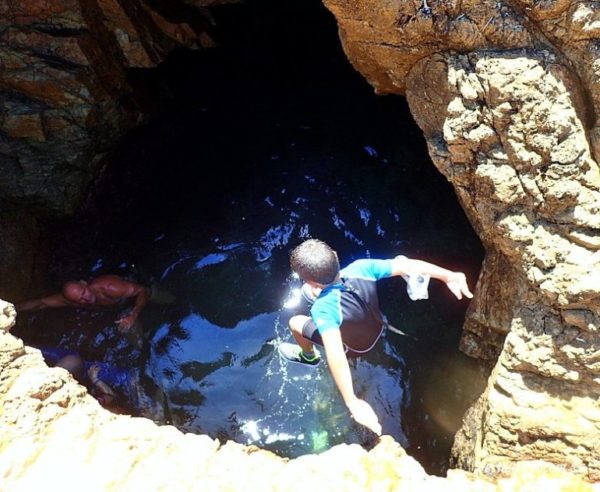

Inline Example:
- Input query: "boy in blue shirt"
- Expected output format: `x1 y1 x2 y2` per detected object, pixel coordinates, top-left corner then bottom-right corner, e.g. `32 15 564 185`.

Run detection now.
278 239 473 435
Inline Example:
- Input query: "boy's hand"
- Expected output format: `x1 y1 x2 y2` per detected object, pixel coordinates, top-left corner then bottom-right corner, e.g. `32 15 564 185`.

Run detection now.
446 272 473 300
348 398 382 436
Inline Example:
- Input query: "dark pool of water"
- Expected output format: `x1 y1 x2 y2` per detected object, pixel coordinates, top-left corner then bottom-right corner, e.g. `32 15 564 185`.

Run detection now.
14 0 487 475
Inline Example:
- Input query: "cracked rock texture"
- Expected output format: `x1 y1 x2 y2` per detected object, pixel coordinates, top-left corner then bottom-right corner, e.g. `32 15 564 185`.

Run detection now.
322 0 600 481
0 0 215 217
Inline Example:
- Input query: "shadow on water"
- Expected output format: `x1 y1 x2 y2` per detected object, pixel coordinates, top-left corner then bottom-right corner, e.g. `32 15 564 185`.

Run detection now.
14 0 486 475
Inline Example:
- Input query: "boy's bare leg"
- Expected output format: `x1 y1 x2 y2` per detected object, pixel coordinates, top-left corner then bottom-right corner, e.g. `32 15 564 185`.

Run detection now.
289 315 315 353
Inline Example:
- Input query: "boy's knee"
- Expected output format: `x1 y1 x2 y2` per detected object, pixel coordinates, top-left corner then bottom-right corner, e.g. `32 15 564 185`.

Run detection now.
289 315 309 334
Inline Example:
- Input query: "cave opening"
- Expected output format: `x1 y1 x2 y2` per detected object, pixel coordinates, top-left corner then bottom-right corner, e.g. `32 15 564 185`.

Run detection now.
13 0 486 476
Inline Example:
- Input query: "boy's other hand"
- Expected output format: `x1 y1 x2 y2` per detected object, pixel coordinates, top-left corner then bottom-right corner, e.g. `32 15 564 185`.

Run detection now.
348 398 382 436
446 272 473 300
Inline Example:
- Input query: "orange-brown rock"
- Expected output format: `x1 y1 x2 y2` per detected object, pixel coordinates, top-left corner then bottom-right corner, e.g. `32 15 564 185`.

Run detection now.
0 0 213 216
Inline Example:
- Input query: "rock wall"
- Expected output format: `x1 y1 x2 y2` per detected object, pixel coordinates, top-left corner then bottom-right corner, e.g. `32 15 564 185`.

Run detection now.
322 0 600 481
0 300 594 490
0 0 214 216
0 0 220 300
0 203 45 301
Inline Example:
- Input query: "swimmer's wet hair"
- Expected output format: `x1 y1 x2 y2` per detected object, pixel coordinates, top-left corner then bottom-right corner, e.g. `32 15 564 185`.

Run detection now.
62 281 85 301
290 239 340 285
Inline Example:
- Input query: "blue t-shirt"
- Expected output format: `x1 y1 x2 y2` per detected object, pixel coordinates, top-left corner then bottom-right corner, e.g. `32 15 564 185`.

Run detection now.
310 258 393 335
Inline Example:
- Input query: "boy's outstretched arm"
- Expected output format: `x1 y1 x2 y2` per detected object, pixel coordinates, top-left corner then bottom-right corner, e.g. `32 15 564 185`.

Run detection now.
391 256 474 300
321 329 382 435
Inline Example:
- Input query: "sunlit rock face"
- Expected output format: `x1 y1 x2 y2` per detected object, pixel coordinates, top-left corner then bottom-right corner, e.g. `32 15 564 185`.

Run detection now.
322 0 600 480
0 0 214 216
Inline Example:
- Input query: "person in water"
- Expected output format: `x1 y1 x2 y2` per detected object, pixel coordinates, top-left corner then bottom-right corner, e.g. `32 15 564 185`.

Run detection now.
15 275 151 333
278 239 473 436
37 345 143 414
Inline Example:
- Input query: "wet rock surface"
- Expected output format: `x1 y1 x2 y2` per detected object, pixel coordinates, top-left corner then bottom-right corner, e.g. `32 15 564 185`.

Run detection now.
0 204 44 301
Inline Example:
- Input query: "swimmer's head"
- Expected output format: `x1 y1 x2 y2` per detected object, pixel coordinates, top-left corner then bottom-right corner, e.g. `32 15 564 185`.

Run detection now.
63 280 96 305
56 354 84 381
290 239 340 285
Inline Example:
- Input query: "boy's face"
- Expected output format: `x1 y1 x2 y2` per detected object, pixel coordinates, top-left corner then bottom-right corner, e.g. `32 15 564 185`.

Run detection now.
305 279 322 288
305 281 323 297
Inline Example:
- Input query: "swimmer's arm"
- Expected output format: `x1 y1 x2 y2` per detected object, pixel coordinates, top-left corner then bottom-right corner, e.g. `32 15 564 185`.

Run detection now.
390 256 473 300
115 283 151 330
94 379 115 399
321 329 382 435
15 293 70 312
88 365 116 402
128 284 151 320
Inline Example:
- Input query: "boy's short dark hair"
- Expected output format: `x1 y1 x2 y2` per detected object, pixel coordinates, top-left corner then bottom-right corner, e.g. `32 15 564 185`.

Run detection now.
290 239 340 285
